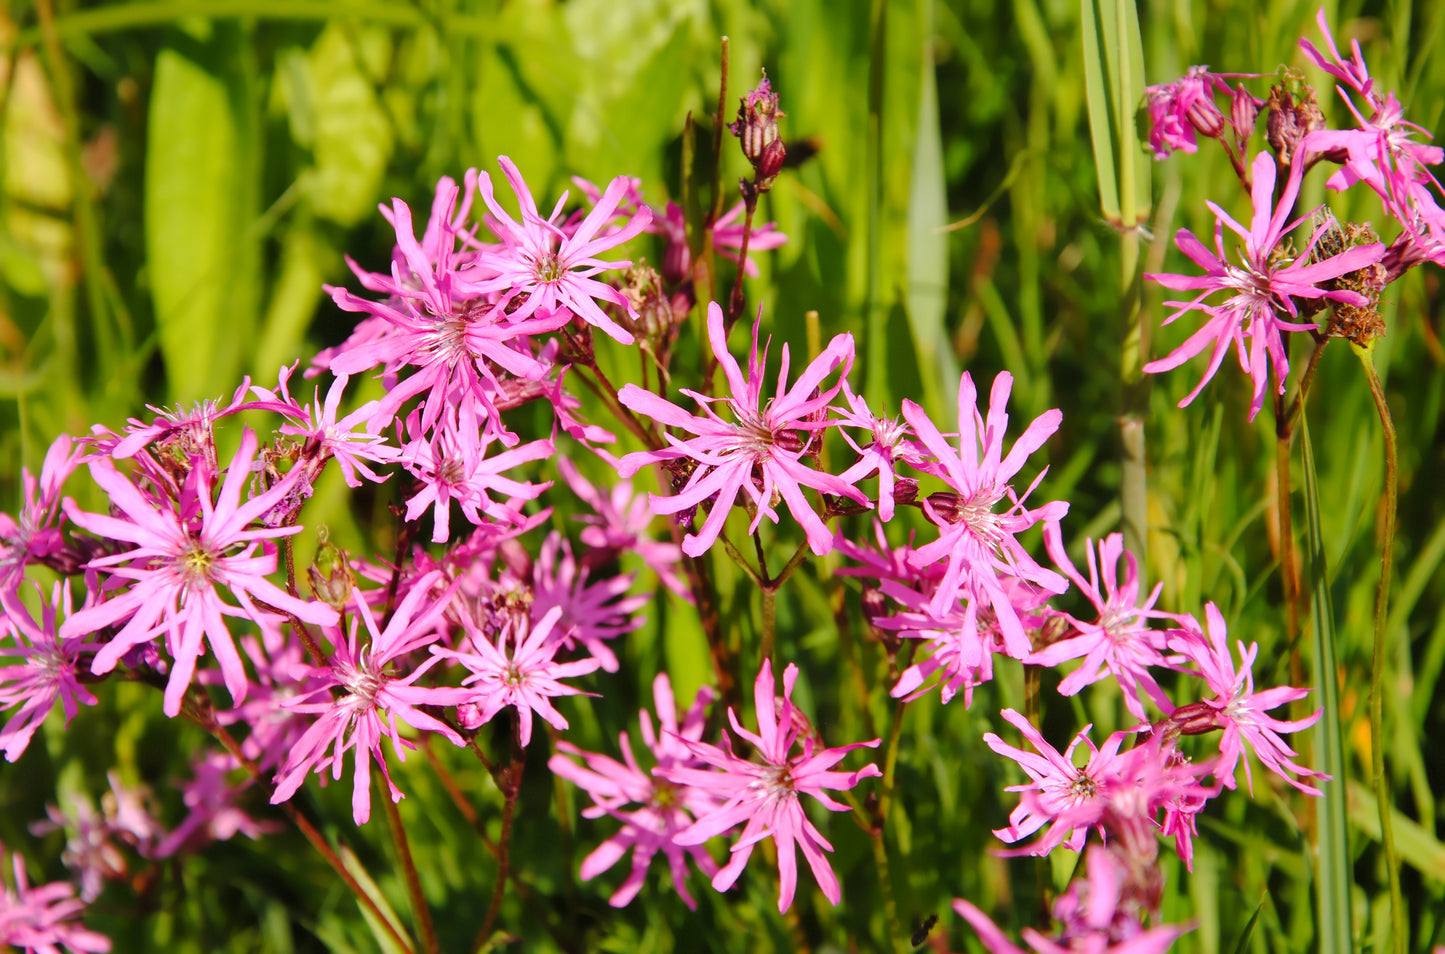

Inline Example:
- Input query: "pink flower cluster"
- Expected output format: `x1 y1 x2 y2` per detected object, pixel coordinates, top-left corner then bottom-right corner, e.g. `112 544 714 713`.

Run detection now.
1141 9 1444 419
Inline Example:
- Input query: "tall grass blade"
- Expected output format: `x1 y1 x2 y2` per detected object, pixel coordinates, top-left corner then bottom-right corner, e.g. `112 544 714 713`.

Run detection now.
904 0 956 424
1300 413 1354 954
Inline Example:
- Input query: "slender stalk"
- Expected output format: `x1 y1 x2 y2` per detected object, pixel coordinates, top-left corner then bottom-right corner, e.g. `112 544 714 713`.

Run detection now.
1023 663 1041 728
726 198 758 326
760 587 776 671
1274 388 1300 642
710 37 730 224
870 697 910 954
1119 226 1148 581
1355 342 1406 954
378 769 439 954
1286 334 1329 428
717 530 765 586
474 715 526 954
682 551 738 710
163 687 417 954
421 740 582 954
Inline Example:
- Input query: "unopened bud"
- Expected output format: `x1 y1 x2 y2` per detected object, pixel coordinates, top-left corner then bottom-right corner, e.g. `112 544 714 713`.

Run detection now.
307 527 356 611
1231 84 1260 145
729 73 786 192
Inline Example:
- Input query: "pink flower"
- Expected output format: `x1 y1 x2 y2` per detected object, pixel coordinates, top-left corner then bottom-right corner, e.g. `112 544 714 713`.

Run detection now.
0 847 111 954
557 456 689 600
0 435 78 589
832 384 924 522
465 157 652 344
649 201 787 284
1167 603 1325 794
0 583 98 761
61 429 339 717
155 752 280 858
953 847 1193 953
1143 66 1232 159
256 366 397 488
661 660 880 913
531 532 648 673
1028 526 1177 720
903 371 1068 639
270 574 470 825
1300 9 1444 194
548 673 720 909
325 188 566 437
617 301 866 558
437 605 600 746
983 708 1128 856
398 406 553 543
1144 151 1386 420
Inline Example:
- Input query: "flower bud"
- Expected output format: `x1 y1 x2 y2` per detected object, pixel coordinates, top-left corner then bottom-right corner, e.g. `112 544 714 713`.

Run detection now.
729 73 786 192
1231 83 1260 145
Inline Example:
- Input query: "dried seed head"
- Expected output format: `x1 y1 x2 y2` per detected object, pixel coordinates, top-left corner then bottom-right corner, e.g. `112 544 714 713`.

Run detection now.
1265 74 1326 166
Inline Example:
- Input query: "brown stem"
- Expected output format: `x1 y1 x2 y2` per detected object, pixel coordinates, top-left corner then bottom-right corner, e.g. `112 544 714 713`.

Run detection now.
473 715 526 953
711 37 730 224
379 770 439 954
422 740 582 954
165 688 417 954
726 197 758 327
1356 343 1405 954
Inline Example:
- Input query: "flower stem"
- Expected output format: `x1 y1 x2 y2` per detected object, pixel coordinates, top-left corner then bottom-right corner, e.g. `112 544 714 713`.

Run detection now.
1354 341 1406 954
474 714 526 954
378 768 439 954
1119 225 1149 585
870 697 910 954
726 198 758 327
167 687 418 954
1274 387 1300 642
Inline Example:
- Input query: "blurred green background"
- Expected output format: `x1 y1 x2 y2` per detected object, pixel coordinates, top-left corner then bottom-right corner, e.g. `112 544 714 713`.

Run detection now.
2 0 1444 951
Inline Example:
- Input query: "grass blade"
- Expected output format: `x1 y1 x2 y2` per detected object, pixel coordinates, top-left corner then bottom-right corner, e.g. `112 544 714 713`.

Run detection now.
1300 412 1354 954
904 0 956 424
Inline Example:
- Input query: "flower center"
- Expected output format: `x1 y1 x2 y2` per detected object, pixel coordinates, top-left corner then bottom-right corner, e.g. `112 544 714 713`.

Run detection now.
651 778 679 810
534 253 565 285
178 542 217 583
437 455 467 486
1067 773 1098 800
762 761 796 798
503 663 526 687
340 659 385 706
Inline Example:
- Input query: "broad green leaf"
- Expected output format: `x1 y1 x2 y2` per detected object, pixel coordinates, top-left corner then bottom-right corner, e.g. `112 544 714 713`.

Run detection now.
1080 0 1148 226
305 24 395 226
145 28 256 402
1301 413 1354 954
904 0 956 425
253 220 326 381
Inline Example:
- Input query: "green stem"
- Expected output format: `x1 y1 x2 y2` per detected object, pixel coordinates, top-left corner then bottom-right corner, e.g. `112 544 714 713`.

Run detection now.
1275 387 1300 643
378 769 439 954
1354 342 1406 954
1119 227 1148 580
870 697 910 954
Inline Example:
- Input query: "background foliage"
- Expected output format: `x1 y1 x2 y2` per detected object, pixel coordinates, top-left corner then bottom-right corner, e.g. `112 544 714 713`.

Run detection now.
1 0 1443 951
